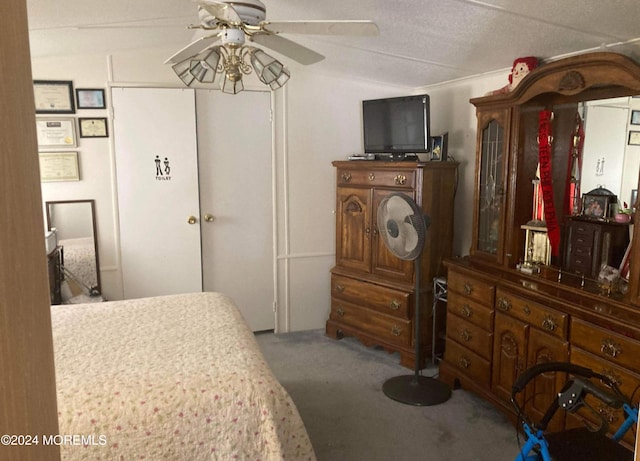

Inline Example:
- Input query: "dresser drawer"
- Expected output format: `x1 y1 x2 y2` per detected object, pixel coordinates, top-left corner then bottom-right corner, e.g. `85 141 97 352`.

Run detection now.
446 312 493 360
330 299 411 347
331 274 410 318
444 338 491 387
447 270 495 306
571 319 640 374
495 289 568 339
570 347 640 446
336 168 415 189
448 291 494 331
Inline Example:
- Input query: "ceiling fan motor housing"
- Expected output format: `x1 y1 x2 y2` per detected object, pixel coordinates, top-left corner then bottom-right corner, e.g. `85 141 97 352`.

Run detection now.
222 28 246 46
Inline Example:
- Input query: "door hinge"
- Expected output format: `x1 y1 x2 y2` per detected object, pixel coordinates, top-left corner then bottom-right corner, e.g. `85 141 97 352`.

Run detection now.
272 301 277 313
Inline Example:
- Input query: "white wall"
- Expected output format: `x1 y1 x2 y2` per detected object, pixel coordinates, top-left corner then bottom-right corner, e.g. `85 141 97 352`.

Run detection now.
31 46 412 331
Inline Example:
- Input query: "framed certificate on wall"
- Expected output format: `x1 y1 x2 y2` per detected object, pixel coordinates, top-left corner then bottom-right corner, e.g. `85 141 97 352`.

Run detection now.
36 117 77 149
33 80 75 114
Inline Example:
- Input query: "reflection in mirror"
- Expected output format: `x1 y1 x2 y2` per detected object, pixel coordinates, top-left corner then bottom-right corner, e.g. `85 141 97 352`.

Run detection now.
580 96 640 212
46 200 101 300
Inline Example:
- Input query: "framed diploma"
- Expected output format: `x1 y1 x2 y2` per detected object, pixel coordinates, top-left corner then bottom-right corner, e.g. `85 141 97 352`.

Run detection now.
79 117 109 138
76 88 106 109
39 152 80 182
36 117 77 149
33 80 75 114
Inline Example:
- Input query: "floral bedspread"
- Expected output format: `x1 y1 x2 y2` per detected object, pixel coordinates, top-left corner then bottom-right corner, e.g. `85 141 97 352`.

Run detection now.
51 292 316 460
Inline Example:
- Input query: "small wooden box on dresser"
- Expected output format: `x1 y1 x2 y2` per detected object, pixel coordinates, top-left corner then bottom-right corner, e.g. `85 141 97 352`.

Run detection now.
326 160 458 369
440 52 640 450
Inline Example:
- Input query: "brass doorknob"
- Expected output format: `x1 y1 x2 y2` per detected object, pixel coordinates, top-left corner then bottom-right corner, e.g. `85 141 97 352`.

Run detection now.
187 216 197 224
203 214 214 223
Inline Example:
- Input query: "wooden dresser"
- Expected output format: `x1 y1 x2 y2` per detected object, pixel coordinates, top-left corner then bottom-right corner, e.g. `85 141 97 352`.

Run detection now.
440 52 640 449
327 160 458 368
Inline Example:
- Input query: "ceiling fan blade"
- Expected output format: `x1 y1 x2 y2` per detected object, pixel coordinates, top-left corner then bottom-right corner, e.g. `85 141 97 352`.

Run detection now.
261 20 379 36
198 0 242 24
251 33 324 65
164 32 221 64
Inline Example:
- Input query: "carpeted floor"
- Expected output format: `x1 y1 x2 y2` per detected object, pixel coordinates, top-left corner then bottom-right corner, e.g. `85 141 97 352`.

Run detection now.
256 329 522 461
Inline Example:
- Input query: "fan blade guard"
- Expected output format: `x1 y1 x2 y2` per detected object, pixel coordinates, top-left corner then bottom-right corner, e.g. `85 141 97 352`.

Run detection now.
377 193 426 261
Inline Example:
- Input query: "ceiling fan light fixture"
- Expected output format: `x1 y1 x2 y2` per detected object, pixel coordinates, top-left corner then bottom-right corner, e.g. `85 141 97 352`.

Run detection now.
269 67 290 90
172 59 196 87
190 48 221 83
250 48 285 84
222 73 245 94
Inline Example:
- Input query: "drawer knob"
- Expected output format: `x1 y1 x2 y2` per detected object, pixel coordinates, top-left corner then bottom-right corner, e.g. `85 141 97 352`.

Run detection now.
394 174 407 185
541 316 557 332
341 172 352 183
368 173 375 181
497 297 512 312
335 284 345 293
463 282 473 295
459 357 471 369
391 325 402 336
601 338 622 358
523 305 531 316
390 299 401 310
460 329 472 342
336 307 345 317
460 304 472 318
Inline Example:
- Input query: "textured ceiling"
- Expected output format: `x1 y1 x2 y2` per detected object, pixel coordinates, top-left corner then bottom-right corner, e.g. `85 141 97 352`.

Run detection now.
26 0 640 88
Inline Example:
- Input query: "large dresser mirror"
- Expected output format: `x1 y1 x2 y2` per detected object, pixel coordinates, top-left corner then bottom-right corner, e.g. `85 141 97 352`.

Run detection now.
580 96 639 210
46 200 101 298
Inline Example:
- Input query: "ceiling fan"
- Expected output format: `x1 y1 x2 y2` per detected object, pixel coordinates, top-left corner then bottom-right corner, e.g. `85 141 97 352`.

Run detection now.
165 0 379 94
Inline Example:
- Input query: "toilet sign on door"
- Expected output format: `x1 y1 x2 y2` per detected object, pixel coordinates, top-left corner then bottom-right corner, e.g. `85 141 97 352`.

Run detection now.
155 155 172 181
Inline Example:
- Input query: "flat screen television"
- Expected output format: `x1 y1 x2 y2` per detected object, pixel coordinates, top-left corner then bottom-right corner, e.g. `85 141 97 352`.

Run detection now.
362 94 430 154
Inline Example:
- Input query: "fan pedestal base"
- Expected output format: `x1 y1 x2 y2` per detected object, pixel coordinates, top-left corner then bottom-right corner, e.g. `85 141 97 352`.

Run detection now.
383 375 451 406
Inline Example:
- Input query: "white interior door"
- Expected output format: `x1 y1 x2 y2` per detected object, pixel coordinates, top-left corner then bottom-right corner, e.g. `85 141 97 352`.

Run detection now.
196 90 274 331
112 87 202 299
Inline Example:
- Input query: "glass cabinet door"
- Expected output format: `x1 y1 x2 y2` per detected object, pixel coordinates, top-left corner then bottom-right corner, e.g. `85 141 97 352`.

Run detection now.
473 110 510 262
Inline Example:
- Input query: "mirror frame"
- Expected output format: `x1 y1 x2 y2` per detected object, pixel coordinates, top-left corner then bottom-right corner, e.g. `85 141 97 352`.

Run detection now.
45 199 101 296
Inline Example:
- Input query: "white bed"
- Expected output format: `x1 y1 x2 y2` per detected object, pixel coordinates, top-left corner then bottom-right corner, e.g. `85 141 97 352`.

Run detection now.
51 292 316 460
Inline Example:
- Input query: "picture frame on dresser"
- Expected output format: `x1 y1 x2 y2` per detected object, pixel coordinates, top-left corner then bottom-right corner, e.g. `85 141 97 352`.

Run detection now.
581 193 612 218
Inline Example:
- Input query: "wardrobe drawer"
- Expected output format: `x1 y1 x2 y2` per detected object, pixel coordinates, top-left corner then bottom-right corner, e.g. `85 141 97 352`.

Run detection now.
331 274 410 318
447 270 495 306
330 299 411 348
495 289 568 339
571 319 640 374
336 168 415 189
444 338 491 387
448 291 494 331
446 312 493 360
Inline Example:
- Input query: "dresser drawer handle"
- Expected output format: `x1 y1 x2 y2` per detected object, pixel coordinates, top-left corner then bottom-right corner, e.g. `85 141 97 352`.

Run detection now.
458 357 471 369
391 325 402 336
460 304 472 318
497 297 511 312
601 339 622 358
335 284 345 293
341 172 352 183
394 174 407 185
336 307 345 317
390 299 401 310
368 173 375 181
523 305 531 315
541 316 557 332
460 329 472 342
463 282 473 295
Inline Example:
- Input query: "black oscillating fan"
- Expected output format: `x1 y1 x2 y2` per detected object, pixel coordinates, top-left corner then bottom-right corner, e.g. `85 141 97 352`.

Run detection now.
377 193 451 406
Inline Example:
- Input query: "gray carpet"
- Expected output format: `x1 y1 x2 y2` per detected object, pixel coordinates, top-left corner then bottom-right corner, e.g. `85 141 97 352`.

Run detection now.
256 329 522 461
